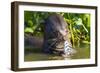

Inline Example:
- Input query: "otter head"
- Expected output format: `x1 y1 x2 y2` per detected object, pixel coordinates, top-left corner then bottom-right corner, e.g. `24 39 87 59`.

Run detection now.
46 14 70 41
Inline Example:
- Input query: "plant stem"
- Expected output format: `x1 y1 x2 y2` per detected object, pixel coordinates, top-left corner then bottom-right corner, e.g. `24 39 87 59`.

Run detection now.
67 13 75 48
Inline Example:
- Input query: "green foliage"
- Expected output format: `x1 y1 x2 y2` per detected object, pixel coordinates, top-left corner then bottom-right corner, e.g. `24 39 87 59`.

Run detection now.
62 13 90 47
24 11 55 37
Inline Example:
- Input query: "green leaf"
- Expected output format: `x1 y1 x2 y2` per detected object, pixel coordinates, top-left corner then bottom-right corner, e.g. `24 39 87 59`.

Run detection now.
75 18 83 25
24 27 33 33
28 20 33 27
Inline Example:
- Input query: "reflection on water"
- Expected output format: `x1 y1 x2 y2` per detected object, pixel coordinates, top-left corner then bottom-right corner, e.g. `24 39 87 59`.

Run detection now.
24 44 90 62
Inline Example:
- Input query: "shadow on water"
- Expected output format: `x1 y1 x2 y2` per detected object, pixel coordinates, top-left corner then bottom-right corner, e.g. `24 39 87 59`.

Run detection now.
24 47 65 61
